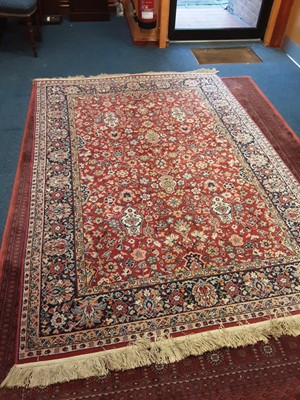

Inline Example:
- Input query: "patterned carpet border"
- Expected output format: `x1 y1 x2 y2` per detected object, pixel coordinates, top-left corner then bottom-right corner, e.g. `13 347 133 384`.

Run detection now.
0 73 300 390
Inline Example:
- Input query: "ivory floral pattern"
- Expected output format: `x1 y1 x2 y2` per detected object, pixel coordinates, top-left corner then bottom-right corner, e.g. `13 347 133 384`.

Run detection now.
19 73 300 361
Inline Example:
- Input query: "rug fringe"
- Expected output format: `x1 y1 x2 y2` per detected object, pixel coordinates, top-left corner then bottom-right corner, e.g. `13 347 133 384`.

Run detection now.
1 315 300 388
33 69 218 81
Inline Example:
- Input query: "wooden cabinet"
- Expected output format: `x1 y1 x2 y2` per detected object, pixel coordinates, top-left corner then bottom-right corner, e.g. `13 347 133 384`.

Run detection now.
41 0 110 21
41 0 69 16
69 0 109 21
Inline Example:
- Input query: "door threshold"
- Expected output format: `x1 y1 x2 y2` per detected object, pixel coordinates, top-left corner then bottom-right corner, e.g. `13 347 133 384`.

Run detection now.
170 39 261 44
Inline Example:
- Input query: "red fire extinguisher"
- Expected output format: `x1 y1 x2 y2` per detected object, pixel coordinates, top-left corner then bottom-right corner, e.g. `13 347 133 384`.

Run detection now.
136 0 157 29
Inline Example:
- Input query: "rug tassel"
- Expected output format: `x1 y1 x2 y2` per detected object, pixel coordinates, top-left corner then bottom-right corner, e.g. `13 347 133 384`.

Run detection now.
33 69 219 81
1 315 300 388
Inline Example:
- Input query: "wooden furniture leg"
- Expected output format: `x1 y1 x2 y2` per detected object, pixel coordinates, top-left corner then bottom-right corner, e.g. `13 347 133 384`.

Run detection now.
35 11 41 41
25 16 37 56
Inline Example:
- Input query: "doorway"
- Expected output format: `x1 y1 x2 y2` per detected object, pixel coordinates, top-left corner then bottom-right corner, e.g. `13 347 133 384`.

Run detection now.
169 0 274 41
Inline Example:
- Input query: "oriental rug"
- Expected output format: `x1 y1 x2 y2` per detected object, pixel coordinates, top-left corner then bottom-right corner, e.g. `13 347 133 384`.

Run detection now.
1 72 300 389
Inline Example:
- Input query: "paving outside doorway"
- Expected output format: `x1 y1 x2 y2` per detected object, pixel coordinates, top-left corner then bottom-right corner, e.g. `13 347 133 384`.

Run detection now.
175 0 262 30
177 0 228 7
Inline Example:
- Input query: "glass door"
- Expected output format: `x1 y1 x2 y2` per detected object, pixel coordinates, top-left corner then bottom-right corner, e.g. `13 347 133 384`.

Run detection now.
169 0 274 41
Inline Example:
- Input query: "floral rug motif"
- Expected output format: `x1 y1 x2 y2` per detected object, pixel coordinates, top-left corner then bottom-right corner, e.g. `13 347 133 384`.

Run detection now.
2 72 300 387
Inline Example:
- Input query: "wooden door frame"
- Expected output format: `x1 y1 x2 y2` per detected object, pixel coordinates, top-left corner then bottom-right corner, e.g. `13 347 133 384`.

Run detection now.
264 0 295 47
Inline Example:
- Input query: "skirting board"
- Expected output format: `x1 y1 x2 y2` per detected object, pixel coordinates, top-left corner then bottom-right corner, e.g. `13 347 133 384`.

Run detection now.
282 36 300 67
